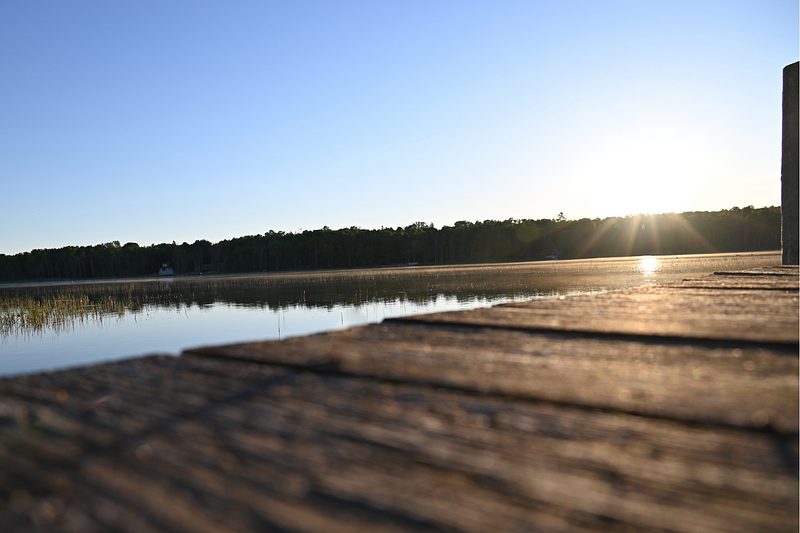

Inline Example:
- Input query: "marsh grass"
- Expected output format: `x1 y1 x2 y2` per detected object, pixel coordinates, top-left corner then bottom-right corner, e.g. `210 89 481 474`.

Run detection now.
0 283 183 338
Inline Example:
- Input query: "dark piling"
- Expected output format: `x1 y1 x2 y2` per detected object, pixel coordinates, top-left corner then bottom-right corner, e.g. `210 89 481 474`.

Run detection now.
782 61 798 265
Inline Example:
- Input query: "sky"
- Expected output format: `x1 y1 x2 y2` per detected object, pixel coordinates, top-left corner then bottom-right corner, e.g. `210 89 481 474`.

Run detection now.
1 1 797 255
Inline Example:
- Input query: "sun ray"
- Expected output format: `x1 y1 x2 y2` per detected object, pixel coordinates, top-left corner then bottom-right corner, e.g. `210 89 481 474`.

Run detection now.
575 217 619 257
644 215 662 254
672 214 716 253
621 214 643 257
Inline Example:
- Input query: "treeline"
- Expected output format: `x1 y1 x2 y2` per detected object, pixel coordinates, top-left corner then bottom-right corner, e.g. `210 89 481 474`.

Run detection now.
0 206 781 282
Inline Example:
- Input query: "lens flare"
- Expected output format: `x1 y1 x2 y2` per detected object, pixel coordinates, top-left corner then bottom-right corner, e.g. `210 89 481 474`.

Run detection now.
136 444 153 461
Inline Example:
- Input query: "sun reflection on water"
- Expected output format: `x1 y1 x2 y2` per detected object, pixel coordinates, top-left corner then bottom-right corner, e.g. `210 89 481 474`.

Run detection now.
638 256 659 279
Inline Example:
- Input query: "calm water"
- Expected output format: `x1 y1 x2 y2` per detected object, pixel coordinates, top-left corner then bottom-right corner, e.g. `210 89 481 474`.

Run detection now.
0 252 779 376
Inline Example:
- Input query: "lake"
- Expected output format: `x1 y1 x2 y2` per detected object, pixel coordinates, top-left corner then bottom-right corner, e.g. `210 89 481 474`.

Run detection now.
0 252 780 377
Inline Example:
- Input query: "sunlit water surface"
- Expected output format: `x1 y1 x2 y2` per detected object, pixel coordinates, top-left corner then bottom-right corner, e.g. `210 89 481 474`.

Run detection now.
0 252 779 376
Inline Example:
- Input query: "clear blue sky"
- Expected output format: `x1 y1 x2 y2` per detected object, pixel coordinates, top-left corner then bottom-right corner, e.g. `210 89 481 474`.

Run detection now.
1 1 797 255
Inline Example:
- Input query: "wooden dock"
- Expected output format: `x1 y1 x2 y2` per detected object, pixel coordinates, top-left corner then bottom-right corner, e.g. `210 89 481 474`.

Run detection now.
0 266 797 532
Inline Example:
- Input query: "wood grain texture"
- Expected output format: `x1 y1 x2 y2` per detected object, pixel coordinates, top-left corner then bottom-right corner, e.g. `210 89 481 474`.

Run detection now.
189 322 798 433
658 267 799 290
394 287 799 344
0 355 796 533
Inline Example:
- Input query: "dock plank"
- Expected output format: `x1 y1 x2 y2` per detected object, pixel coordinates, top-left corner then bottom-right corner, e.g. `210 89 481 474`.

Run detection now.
188 321 798 432
663 273 799 290
0 355 796 533
395 287 799 344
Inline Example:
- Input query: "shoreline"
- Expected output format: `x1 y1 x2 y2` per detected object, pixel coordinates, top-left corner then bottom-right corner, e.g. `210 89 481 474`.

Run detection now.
0 250 781 289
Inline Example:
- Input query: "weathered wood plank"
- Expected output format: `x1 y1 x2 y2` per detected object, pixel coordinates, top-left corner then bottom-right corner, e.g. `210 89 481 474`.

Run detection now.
721 266 800 275
188 322 799 433
663 266 799 289
664 278 799 290
0 355 796 533
394 287 799 344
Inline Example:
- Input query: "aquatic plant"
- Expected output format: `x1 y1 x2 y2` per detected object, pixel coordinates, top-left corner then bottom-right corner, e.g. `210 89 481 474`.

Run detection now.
0 283 182 337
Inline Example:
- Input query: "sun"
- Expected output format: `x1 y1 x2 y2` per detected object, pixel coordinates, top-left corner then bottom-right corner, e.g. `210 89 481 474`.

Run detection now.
579 129 710 216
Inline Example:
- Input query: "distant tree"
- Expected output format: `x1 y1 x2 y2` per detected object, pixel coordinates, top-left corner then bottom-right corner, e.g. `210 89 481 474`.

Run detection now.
0 206 782 282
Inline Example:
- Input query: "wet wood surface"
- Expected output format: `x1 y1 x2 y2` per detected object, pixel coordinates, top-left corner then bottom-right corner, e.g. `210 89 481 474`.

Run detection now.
0 266 797 532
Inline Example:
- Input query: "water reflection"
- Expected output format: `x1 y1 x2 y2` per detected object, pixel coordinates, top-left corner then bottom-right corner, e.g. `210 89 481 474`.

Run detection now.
0 252 780 376
638 256 659 280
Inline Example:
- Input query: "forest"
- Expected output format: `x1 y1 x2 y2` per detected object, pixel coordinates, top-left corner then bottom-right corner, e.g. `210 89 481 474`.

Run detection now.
0 206 781 282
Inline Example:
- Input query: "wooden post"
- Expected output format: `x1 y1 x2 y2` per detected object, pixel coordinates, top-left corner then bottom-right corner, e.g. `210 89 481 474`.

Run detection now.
782 62 798 265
